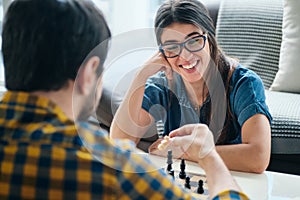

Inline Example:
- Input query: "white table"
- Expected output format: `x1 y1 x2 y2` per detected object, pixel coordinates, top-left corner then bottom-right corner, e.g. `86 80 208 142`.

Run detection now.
147 154 300 200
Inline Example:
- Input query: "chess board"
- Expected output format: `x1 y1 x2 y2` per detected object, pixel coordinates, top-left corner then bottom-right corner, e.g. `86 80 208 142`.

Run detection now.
166 169 209 199
159 151 210 199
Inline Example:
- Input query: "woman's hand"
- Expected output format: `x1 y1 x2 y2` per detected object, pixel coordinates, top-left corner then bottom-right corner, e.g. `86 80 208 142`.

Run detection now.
148 137 165 155
139 51 173 80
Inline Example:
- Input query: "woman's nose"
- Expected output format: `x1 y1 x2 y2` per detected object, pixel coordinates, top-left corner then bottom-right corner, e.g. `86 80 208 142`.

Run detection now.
178 47 193 61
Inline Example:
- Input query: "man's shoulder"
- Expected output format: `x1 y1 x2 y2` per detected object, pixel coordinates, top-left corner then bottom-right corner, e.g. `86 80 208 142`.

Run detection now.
76 121 108 136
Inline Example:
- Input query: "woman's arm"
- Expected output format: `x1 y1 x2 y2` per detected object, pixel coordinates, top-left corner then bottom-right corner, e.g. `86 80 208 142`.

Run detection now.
110 52 172 144
156 114 271 174
213 67 272 173
216 114 271 173
110 81 154 144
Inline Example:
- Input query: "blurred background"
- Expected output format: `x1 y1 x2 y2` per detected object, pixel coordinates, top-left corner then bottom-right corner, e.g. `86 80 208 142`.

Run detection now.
0 0 165 91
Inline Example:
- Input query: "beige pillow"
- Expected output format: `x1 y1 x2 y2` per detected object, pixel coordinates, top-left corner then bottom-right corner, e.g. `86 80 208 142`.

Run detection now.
270 0 300 93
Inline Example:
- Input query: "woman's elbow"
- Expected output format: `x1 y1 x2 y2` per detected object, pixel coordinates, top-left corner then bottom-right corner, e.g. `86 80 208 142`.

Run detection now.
249 151 270 174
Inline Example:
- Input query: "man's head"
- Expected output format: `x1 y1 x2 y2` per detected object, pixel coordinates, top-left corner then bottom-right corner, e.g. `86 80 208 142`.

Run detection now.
2 0 111 92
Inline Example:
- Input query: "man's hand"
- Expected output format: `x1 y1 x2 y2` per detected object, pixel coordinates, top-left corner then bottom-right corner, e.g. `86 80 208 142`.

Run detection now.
151 124 215 161
148 136 186 158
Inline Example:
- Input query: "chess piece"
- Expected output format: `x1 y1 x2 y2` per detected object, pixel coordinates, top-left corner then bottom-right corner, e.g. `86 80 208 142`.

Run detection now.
179 159 186 179
166 150 173 172
197 180 204 194
156 120 164 138
168 169 175 179
184 176 191 189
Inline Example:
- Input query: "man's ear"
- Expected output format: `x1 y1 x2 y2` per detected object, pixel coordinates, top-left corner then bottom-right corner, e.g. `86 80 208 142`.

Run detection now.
77 56 100 95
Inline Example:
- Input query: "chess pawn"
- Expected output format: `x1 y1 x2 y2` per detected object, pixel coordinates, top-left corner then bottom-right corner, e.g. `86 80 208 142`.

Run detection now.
179 159 186 179
184 176 191 189
197 180 204 194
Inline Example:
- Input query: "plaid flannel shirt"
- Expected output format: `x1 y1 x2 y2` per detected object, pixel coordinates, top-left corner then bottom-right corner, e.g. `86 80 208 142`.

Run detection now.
0 91 249 200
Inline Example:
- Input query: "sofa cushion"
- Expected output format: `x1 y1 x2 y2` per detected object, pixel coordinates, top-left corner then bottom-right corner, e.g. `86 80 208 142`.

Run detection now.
270 0 300 93
216 0 283 89
265 90 300 153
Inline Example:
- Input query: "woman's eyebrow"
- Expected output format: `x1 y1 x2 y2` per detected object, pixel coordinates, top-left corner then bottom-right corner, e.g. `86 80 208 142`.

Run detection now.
162 39 178 44
162 32 202 44
185 32 201 39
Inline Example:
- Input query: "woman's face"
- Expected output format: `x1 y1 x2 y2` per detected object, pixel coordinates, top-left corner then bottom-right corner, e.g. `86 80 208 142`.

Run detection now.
160 22 211 83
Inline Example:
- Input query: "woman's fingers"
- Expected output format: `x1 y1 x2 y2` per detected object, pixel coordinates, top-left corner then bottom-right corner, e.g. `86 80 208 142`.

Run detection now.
148 138 163 151
142 51 173 78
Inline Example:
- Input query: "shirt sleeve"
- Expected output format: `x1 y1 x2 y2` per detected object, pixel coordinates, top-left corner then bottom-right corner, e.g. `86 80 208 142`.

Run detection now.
118 166 196 200
142 74 170 121
212 190 249 200
231 70 272 127
112 146 196 199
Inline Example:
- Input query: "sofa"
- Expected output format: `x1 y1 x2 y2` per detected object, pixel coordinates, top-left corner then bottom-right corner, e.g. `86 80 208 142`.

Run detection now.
96 0 300 175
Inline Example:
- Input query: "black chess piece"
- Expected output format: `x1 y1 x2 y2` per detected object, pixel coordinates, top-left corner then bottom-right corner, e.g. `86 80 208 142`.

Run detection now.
166 150 173 172
168 169 175 179
179 159 186 179
197 180 204 194
184 176 191 189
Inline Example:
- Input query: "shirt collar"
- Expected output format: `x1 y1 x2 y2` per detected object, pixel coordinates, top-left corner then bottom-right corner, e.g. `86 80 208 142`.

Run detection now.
1 91 71 123
0 91 80 147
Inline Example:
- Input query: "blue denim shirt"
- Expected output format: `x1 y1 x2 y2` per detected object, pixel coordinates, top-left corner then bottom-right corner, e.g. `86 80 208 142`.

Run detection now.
142 65 272 144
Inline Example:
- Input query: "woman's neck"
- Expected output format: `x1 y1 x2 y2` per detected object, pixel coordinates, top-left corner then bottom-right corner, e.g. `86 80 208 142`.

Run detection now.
183 78 208 107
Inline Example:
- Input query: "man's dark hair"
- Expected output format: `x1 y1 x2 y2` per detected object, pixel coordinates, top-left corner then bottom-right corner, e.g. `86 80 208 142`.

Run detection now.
2 0 111 91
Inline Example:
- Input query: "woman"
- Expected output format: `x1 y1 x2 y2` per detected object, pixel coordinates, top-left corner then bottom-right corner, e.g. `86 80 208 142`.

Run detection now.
111 0 272 173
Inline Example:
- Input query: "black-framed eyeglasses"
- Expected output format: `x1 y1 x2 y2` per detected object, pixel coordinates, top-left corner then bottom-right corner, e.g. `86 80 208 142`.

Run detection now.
159 34 207 58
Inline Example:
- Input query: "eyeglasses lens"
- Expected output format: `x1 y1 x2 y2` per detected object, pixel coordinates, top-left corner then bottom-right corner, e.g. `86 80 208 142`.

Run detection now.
161 35 206 58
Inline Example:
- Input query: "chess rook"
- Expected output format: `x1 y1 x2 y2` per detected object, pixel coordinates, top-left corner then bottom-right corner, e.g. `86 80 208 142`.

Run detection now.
167 150 173 172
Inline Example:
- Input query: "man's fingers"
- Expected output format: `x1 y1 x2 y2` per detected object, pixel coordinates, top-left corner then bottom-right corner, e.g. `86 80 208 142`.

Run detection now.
169 136 192 149
169 124 198 138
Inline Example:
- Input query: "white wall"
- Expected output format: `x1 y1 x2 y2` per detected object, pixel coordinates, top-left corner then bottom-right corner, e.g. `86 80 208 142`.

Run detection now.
110 0 150 35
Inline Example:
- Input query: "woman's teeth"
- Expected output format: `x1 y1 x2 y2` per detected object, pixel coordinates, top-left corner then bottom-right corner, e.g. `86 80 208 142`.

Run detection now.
182 61 197 69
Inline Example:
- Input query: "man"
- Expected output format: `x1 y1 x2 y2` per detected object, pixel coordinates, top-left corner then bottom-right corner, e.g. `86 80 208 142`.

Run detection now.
0 0 248 199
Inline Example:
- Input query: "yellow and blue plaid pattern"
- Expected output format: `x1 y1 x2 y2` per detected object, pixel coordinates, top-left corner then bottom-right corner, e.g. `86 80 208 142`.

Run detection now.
212 190 249 200
0 91 249 199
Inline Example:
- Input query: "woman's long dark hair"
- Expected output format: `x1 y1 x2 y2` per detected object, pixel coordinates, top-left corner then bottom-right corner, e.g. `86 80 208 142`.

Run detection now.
154 0 236 144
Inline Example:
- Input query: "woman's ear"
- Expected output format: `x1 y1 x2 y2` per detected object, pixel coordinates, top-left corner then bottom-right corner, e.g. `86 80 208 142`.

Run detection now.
76 56 100 95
